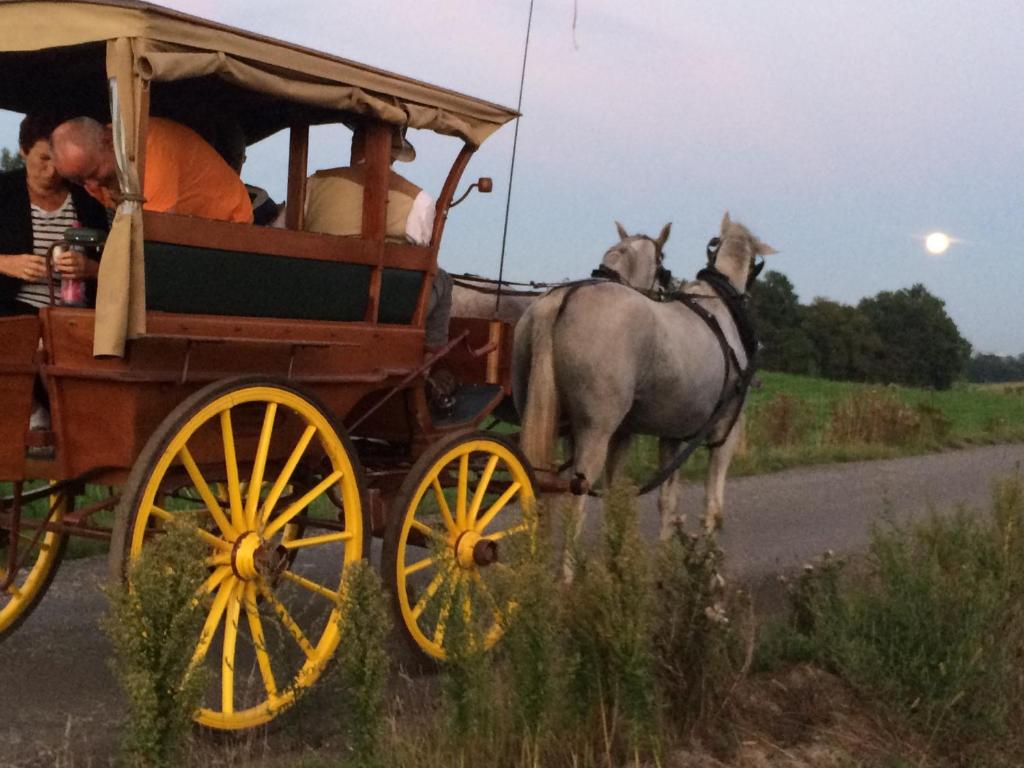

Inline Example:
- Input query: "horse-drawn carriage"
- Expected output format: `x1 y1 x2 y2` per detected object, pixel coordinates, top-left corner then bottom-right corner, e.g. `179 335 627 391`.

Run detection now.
0 0 536 730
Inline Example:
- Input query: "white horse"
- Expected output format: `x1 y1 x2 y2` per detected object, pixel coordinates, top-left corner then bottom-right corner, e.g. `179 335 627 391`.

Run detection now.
451 274 544 324
513 213 776 541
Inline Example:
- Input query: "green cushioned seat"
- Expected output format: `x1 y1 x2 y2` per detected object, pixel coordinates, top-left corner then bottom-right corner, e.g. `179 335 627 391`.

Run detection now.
145 242 372 321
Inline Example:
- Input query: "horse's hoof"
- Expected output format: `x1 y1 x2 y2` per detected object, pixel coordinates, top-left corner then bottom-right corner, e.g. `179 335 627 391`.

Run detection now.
569 473 590 496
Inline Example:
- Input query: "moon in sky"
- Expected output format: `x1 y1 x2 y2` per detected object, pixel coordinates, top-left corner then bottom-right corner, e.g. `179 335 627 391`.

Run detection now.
925 232 951 255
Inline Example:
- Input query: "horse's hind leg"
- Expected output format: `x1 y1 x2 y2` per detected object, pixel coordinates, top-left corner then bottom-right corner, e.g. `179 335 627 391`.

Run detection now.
704 413 744 533
658 438 686 540
562 426 616 579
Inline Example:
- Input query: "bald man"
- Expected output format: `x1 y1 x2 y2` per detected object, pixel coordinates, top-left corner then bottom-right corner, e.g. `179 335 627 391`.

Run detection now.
50 116 252 224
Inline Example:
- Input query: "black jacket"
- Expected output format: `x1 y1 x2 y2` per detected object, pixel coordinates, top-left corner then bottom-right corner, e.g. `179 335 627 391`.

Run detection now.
0 168 109 310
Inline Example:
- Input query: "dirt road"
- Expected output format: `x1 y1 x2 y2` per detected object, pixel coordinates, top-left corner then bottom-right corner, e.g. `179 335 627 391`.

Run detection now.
1 443 1021 766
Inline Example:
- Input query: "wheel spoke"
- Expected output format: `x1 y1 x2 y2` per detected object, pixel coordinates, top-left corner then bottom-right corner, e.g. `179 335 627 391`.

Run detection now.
178 446 237 539
260 425 317 527
280 531 353 550
222 581 243 715
263 471 344 540
455 453 470 529
258 583 316 658
220 410 246 533
246 403 278 529
199 565 232 596
411 565 451 621
487 522 530 542
431 478 457 534
432 578 456 646
279 569 340 603
191 578 235 669
410 518 445 544
148 506 232 552
467 455 499 527
244 583 278 699
474 482 522 533
402 555 435 578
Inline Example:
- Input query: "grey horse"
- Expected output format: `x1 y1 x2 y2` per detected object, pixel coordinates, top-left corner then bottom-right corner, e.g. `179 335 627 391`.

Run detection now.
451 274 542 324
513 213 776 542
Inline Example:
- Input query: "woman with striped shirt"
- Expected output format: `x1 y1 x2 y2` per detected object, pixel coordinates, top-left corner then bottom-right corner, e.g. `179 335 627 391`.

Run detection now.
0 113 108 315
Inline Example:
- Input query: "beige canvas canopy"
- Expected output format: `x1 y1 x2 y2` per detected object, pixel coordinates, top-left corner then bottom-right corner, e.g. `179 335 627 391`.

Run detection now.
0 0 519 355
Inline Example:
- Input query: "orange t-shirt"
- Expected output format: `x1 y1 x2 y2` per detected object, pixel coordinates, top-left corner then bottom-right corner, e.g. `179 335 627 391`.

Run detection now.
93 118 254 223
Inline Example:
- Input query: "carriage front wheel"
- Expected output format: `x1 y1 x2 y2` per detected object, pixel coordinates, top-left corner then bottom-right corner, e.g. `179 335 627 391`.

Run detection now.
110 377 368 731
382 431 537 665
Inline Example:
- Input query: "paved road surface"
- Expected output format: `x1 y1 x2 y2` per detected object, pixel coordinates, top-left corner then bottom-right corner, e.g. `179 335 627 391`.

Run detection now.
1 443 1021 765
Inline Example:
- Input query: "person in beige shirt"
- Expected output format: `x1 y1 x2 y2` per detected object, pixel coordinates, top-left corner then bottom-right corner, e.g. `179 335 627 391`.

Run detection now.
305 125 451 349
304 124 435 245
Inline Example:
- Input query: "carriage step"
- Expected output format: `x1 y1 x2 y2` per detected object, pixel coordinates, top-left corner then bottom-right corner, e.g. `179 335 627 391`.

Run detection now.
431 384 504 429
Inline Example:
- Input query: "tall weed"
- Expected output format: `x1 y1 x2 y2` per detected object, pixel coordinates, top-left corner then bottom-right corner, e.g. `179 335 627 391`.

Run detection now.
564 484 658 763
773 473 1024 755
333 561 393 768
653 530 752 745
104 520 208 768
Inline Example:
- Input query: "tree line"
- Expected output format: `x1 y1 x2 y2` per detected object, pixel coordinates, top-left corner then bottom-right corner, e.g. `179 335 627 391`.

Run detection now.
747 271 972 389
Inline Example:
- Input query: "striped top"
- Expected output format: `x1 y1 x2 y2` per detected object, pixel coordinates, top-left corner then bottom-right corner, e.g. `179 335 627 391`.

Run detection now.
16 194 78 309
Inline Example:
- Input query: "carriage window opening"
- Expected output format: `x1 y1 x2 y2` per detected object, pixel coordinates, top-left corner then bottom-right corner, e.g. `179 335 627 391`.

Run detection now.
304 121 446 247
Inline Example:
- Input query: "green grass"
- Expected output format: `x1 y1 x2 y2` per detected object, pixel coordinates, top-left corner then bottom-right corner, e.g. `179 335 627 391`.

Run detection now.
625 372 1024 484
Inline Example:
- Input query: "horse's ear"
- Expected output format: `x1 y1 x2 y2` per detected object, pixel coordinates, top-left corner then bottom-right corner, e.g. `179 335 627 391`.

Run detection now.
656 222 672 250
615 221 629 241
754 239 778 256
720 211 732 231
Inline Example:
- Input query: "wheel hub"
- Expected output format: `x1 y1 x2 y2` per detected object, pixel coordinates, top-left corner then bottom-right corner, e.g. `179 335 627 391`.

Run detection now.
231 531 270 581
455 530 498 569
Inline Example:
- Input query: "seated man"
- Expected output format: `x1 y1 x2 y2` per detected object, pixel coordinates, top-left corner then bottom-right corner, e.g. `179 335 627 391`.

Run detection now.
304 124 434 246
305 124 451 348
50 116 253 224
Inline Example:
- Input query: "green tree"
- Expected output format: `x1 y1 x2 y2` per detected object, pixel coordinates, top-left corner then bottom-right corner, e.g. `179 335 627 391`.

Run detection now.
0 147 22 171
802 298 884 382
748 270 816 374
858 284 971 389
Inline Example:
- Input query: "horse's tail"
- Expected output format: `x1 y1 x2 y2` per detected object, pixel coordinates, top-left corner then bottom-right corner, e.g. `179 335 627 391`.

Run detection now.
517 291 563 472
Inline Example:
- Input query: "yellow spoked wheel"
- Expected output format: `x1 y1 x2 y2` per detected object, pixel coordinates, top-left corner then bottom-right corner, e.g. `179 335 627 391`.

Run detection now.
112 378 367 731
0 487 67 640
382 431 536 664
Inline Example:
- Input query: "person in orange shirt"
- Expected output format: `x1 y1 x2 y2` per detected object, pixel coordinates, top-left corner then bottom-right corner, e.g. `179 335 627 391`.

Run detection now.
49 116 252 224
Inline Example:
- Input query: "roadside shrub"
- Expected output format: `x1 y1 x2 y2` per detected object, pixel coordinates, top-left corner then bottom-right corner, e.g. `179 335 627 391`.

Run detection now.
748 393 816 449
653 530 753 745
824 388 923 446
563 483 658 763
104 520 208 768
333 561 393 768
775 473 1024 755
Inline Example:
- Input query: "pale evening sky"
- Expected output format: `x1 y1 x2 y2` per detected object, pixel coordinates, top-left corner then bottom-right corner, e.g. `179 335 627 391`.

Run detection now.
3 0 1021 353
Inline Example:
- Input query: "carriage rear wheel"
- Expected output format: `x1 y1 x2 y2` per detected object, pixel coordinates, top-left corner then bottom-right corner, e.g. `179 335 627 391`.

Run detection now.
382 431 537 665
111 377 367 731
0 488 67 640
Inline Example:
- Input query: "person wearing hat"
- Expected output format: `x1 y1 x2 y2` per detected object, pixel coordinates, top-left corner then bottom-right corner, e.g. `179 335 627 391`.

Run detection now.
303 123 435 246
304 123 451 351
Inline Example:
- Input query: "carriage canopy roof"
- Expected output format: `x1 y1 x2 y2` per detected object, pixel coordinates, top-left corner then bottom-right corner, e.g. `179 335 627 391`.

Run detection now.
0 0 519 145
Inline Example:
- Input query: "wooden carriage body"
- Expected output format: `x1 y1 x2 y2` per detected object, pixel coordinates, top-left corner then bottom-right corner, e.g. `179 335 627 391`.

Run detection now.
0 2 534 727
0 0 518 489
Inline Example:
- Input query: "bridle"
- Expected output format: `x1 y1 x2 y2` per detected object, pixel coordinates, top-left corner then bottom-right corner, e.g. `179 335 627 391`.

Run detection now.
705 235 765 291
591 236 674 296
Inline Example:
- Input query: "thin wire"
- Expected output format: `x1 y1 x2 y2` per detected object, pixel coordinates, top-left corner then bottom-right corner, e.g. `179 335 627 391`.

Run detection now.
496 0 536 313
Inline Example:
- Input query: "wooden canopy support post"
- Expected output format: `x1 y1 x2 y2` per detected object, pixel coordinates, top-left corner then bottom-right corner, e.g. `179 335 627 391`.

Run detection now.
362 122 390 323
285 123 308 231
